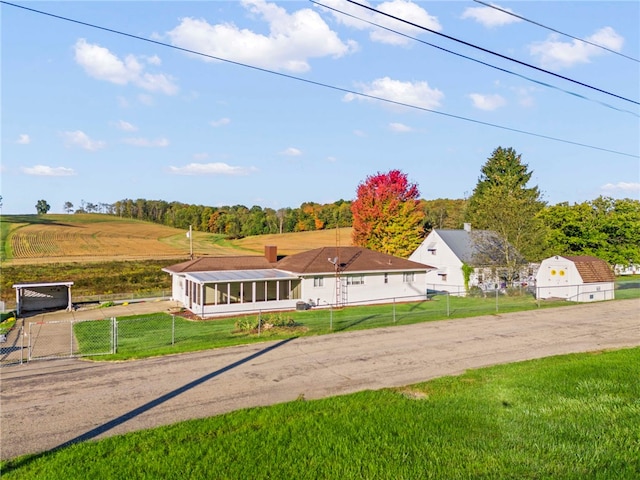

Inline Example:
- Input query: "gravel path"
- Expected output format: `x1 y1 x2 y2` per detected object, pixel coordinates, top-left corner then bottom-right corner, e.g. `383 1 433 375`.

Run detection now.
1 299 639 460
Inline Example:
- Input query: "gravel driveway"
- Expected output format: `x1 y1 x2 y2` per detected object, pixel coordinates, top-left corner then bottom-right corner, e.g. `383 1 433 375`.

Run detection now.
1 298 639 460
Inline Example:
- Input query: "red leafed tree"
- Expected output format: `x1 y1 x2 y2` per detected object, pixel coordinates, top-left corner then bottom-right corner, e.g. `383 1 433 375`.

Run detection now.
351 169 425 257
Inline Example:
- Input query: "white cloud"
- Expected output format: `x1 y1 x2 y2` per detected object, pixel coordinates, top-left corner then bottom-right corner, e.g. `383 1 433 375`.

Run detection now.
468 93 507 111
280 147 302 156
326 156 337 162
389 122 413 132
529 27 624 69
210 118 231 127
145 55 162 66
601 182 640 194
168 162 257 175
320 0 441 46
17 134 31 144
61 130 106 151
123 137 170 147
353 129 367 137
22 165 76 176
461 4 521 28
344 77 444 110
166 0 357 73
137 94 155 106
193 152 210 160
114 120 138 132
74 38 178 94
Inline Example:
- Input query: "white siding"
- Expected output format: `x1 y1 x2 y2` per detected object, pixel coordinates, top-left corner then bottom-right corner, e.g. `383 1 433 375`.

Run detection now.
535 257 615 302
410 231 465 294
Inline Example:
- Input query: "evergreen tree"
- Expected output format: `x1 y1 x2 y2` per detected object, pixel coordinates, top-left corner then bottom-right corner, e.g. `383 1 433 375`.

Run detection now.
464 147 547 279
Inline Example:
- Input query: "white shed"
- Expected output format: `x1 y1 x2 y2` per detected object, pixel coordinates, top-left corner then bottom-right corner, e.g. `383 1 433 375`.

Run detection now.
535 255 615 302
13 281 74 315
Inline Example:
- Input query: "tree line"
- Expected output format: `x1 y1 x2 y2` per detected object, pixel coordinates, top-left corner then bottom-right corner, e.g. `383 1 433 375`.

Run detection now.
53 146 638 267
349 147 640 270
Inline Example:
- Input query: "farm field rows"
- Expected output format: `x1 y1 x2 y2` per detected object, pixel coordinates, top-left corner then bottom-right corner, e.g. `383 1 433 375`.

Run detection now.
0 214 353 266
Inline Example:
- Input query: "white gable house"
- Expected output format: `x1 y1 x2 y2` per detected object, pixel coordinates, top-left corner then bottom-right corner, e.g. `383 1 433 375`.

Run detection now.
409 225 526 295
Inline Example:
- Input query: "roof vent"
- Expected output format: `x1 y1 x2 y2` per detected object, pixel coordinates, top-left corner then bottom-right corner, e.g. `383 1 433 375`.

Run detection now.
463 223 471 232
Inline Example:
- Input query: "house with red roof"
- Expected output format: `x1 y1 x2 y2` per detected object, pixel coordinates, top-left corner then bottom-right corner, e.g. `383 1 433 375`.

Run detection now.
163 246 435 317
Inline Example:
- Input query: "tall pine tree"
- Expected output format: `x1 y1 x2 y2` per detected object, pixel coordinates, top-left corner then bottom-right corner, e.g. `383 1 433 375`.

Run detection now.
465 147 547 279
351 170 425 257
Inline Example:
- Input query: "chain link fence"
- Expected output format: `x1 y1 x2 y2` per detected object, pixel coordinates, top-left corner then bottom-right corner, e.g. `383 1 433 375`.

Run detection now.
3 281 639 367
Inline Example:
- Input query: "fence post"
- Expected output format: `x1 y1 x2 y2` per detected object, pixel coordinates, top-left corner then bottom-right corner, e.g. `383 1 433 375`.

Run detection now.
446 293 450 317
258 310 261 336
112 317 118 354
496 288 499 312
330 305 333 331
393 298 396 323
28 323 32 362
20 325 24 365
172 315 175 346
70 320 74 358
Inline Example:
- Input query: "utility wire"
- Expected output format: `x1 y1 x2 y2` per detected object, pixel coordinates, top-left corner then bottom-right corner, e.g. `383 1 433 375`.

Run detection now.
344 0 639 106
1 1 637 159
473 0 639 63
312 0 638 117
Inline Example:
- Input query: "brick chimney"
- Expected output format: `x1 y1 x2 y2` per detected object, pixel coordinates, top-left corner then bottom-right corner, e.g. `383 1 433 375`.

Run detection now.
265 245 277 263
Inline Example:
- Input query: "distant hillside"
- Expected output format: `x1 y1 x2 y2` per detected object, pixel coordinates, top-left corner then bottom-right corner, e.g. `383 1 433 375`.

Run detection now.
0 214 353 265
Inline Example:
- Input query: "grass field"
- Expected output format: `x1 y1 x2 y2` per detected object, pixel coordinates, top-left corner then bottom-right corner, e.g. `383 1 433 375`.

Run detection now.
0 214 353 264
0 214 353 304
2 347 638 478
74 293 580 361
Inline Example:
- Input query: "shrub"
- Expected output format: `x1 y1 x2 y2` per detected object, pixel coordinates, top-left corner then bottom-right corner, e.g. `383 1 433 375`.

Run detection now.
0 316 16 335
468 286 484 298
234 312 296 332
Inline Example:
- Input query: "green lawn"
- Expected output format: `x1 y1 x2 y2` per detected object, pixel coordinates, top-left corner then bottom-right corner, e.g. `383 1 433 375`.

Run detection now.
3 347 638 479
74 292 582 360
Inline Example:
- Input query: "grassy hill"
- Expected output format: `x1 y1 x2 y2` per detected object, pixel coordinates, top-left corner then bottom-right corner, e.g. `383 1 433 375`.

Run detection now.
0 214 353 264
0 214 352 305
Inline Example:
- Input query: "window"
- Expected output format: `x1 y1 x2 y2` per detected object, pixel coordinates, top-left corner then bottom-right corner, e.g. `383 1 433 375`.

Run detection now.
346 275 364 285
384 273 388 284
403 272 415 283
313 277 324 287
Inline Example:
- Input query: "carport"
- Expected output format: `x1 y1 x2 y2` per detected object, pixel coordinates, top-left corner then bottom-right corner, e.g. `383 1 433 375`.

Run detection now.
13 281 74 316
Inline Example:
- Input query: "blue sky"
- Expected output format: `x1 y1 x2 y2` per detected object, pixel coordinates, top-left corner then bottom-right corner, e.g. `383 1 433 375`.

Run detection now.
2 0 639 215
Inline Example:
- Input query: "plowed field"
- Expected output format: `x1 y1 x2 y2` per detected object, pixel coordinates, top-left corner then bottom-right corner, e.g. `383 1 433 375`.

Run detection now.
1 215 354 265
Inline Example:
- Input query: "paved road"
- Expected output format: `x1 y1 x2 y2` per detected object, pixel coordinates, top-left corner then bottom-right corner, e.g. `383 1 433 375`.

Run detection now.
1 299 639 460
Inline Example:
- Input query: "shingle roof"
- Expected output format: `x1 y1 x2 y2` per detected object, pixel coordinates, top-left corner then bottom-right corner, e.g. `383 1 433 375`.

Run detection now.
164 247 435 276
276 246 434 274
162 255 276 274
563 255 615 283
435 229 519 266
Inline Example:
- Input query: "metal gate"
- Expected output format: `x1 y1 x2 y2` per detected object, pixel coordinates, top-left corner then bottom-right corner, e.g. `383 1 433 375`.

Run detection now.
28 318 115 361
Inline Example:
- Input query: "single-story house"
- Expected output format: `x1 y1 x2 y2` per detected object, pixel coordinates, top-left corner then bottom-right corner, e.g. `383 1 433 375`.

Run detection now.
163 246 435 317
409 224 527 295
535 255 615 302
13 281 74 316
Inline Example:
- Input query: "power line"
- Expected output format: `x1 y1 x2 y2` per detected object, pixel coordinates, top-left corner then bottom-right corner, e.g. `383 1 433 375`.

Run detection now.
343 0 639 106
312 0 638 118
473 0 639 63
1 1 637 159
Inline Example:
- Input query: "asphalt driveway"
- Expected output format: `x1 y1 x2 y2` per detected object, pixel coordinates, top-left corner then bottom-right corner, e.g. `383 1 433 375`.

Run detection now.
1 298 639 460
